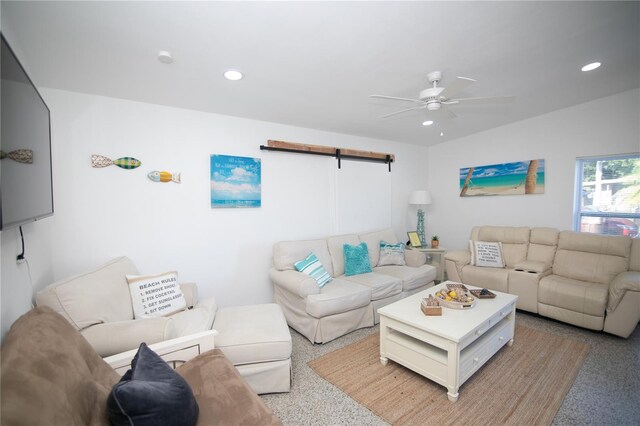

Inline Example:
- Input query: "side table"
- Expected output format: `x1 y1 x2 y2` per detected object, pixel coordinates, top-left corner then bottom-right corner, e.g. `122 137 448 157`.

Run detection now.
407 246 446 283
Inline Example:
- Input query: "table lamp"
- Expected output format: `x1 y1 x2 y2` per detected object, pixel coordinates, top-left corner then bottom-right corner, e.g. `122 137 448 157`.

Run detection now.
409 190 432 245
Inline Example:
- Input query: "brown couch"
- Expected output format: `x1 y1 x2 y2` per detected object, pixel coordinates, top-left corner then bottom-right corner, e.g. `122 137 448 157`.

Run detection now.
0 306 281 426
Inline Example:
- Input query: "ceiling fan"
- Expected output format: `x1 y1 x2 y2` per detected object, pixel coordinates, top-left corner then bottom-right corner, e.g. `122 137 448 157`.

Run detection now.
370 71 515 120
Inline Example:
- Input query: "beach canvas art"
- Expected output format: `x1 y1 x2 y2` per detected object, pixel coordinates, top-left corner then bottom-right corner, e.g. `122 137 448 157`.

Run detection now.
211 154 261 208
460 159 545 197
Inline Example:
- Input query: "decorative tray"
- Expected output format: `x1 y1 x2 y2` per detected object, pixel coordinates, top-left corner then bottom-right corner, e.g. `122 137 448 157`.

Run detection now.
446 283 469 291
435 285 476 310
470 289 497 299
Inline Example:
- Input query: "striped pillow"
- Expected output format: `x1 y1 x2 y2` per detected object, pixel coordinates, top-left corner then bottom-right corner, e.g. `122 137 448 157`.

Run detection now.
294 252 332 288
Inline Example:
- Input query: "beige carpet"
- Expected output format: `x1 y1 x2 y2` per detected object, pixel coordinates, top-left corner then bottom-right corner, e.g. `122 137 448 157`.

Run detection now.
308 325 589 425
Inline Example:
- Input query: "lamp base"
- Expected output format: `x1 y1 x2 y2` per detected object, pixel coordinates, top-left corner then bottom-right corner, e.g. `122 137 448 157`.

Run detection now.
417 209 426 246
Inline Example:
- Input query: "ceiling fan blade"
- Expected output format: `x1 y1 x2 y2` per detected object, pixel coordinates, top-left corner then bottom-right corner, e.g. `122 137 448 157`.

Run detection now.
379 105 426 119
439 77 476 99
444 96 516 105
429 107 457 121
442 108 457 120
370 94 424 104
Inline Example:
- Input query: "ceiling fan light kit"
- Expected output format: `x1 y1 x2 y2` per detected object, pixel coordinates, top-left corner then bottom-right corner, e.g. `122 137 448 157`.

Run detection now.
371 71 515 124
581 62 601 72
223 70 243 81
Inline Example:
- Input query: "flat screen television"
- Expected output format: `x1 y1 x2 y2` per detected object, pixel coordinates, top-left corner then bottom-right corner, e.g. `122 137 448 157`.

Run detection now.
1 34 53 230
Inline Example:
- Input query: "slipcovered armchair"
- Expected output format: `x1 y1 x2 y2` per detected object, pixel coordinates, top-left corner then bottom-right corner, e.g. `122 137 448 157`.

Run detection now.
36 256 217 357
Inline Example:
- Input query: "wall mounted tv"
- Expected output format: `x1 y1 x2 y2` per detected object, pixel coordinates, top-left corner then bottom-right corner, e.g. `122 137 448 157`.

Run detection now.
1 34 53 230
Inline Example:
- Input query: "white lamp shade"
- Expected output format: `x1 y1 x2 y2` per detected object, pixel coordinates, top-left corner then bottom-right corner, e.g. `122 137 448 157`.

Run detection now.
409 190 432 205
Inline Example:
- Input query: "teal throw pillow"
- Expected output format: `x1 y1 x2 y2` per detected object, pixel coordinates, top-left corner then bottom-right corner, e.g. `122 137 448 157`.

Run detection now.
343 242 373 276
378 240 406 266
294 252 332 288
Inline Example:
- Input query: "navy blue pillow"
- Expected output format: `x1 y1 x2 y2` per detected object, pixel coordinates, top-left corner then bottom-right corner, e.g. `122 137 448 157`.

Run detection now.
107 343 199 426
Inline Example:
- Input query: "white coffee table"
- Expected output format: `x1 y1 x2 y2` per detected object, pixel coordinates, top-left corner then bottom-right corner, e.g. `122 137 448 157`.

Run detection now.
378 281 518 402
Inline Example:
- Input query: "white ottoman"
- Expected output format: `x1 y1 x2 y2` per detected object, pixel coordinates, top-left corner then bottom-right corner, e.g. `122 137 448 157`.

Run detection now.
213 303 292 394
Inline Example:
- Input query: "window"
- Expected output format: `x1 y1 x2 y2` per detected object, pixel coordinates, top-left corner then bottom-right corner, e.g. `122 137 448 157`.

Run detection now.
574 154 640 238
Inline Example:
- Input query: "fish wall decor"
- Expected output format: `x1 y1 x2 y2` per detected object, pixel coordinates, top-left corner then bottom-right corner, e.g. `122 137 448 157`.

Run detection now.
91 155 142 169
147 171 181 184
0 149 33 164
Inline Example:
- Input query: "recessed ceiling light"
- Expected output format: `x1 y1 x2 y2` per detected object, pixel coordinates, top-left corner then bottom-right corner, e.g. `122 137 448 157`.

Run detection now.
440 132 444 136
581 62 601 72
157 50 173 64
422 120 434 126
224 70 243 81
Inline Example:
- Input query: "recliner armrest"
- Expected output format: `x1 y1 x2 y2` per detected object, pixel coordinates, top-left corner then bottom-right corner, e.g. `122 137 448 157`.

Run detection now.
513 260 550 274
81 317 176 357
269 268 320 298
607 271 640 313
444 250 471 268
444 250 471 282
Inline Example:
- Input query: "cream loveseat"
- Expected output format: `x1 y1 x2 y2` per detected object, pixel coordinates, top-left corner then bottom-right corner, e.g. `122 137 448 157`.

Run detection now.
36 256 293 394
270 228 437 343
445 226 640 338
36 256 217 357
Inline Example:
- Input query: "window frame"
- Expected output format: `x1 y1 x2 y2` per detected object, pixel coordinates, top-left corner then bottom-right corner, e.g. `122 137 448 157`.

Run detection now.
573 152 640 236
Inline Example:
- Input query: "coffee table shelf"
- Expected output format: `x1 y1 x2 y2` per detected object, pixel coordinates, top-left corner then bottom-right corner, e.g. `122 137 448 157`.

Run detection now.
378 281 518 402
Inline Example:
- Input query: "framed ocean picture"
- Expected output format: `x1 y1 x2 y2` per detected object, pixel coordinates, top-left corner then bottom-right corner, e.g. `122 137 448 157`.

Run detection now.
210 154 261 208
460 159 545 197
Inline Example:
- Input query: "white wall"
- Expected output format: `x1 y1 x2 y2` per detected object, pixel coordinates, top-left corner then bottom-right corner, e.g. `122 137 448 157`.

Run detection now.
32 89 428 312
427 88 640 251
1 221 55 338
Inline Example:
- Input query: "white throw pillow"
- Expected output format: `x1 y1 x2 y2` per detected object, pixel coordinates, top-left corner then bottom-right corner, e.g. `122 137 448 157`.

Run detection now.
378 241 406 266
469 241 505 268
127 271 187 319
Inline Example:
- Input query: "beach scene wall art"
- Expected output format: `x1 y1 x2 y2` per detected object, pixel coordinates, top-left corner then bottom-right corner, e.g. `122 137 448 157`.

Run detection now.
460 159 545 197
211 154 261 208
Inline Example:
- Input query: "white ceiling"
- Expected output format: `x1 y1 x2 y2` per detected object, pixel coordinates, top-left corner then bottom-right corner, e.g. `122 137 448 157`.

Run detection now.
2 1 639 146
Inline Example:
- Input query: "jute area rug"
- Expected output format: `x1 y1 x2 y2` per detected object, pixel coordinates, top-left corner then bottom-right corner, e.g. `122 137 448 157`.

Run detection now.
308 325 589 426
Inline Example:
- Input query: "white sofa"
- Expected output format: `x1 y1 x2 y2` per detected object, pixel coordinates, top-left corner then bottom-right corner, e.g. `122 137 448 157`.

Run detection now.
444 226 640 338
270 228 437 343
36 256 292 394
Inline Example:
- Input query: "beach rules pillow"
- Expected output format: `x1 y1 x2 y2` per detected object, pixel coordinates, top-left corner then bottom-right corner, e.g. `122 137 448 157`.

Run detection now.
469 241 505 268
127 271 187 319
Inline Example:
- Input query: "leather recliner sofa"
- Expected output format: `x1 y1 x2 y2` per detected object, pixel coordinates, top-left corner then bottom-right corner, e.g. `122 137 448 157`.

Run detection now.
445 226 640 338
